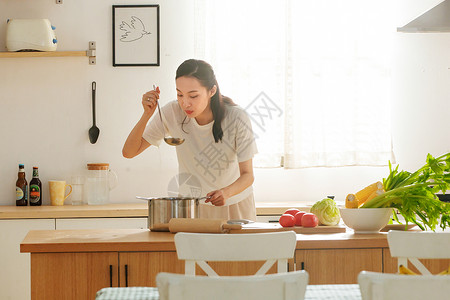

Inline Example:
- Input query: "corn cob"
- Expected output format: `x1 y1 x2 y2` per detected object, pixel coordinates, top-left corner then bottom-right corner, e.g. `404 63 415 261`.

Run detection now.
398 264 418 275
358 189 385 207
345 194 358 208
355 181 383 202
437 265 450 275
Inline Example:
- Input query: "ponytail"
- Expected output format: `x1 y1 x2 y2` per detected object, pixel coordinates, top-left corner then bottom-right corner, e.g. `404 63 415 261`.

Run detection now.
176 59 235 142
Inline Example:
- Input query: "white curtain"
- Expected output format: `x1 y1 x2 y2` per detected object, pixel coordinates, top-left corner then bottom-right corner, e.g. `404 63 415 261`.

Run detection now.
194 0 395 168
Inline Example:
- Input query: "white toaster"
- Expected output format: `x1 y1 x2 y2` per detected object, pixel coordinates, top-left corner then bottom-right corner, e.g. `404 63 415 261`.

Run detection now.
6 19 57 52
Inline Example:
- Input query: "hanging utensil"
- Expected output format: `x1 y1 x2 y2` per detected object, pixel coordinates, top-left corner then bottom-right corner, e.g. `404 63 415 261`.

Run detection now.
153 84 185 146
88 81 100 144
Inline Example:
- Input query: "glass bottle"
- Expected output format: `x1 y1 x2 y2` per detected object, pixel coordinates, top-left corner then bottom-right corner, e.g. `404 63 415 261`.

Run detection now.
16 164 28 206
30 167 42 206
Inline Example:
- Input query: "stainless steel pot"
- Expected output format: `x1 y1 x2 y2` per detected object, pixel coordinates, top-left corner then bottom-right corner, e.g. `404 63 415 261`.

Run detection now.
136 196 206 231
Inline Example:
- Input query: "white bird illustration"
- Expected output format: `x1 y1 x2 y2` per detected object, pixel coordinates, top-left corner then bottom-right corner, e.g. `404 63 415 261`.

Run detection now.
119 16 150 42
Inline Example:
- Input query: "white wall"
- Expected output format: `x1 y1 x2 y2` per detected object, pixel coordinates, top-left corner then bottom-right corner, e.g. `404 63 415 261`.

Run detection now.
1 0 449 206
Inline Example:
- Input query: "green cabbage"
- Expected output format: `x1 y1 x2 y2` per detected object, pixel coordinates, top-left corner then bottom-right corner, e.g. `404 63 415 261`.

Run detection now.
310 198 341 226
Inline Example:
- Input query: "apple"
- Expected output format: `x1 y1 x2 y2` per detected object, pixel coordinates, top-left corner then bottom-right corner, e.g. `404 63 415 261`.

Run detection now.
279 214 295 227
284 208 300 217
294 211 307 226
301 213 319 227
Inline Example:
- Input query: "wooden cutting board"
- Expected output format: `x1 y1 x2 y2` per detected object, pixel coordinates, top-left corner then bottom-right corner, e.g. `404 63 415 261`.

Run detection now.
229 222 347 234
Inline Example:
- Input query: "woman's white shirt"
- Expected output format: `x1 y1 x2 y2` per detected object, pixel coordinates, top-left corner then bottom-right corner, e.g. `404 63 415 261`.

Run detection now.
143 101 258 205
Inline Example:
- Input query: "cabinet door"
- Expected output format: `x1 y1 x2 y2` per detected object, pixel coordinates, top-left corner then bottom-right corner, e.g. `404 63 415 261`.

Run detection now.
119 251 284 287
55 217 147 229
30 252 119 300
119 252 184 287
0 219 54 300
296 248 383 284
383 248 450 274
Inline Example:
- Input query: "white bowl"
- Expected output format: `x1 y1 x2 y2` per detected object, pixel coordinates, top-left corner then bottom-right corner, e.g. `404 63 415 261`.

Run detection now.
339 208 393 234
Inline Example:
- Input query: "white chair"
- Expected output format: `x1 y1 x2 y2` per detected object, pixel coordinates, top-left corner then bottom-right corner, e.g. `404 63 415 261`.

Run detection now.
387 231 450 274
174 231 297 276
358 271 450 300
156 270 309 300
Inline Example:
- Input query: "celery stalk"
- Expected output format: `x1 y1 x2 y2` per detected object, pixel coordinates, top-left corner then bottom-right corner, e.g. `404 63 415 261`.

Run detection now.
361 152 450 231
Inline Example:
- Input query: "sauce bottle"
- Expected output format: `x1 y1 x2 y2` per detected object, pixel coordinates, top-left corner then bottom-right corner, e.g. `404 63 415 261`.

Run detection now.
29 167 42 206
16 164 28 206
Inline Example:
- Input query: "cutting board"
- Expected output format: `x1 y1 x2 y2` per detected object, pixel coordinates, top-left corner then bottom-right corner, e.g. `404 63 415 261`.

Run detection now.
229 222 347 234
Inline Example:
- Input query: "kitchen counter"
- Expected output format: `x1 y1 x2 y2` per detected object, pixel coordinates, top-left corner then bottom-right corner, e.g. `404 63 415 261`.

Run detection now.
20 228 389 253
20 228 395 296
0 202 310 219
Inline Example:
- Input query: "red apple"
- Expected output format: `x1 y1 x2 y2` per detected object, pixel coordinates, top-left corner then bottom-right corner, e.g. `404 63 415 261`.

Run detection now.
284 208 300 217
301 213 319 227
279 214 295 227
294 211 307 226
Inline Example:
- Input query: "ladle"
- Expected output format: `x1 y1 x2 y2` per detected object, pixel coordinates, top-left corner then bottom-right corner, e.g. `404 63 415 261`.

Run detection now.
153 85 185 146
88 81 100 144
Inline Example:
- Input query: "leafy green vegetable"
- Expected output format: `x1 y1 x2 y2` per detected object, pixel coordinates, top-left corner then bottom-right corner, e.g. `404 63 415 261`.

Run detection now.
362 153 450 231
311 198 341 226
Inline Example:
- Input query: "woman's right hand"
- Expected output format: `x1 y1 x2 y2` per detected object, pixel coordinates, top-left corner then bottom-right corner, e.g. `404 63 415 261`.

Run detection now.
141 86 160 116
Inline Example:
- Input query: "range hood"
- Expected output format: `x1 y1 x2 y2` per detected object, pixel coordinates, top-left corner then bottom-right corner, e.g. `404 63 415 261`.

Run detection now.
397 0 450 32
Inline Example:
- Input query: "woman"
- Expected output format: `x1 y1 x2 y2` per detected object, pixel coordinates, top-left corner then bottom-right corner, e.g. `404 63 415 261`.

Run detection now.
123 59 258 221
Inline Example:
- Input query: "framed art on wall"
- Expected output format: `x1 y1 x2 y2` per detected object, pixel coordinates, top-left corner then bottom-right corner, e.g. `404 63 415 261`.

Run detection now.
112 5 160 66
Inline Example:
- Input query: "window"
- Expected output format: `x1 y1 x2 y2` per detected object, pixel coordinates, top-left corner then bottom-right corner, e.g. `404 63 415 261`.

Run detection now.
195 0 395 168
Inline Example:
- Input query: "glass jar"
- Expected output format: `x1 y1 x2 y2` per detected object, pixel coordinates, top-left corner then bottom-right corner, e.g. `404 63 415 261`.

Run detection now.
85 163 118 205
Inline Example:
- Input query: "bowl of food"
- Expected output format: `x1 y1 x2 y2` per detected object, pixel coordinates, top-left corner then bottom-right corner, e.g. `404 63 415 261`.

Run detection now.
339 208 392 234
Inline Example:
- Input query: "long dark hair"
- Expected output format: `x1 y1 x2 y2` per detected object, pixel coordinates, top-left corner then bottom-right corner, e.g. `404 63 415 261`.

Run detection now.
176 59 235 143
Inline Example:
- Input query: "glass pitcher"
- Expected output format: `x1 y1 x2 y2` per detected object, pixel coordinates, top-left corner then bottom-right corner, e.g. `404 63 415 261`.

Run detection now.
85 163 118 205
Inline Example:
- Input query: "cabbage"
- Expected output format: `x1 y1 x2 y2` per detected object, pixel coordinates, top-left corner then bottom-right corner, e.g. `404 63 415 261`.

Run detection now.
310 198 341 226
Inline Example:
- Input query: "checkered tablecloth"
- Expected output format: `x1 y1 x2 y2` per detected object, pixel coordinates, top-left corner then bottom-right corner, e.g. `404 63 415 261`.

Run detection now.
95 284 361 300
305 284 361 300
95 287 159 300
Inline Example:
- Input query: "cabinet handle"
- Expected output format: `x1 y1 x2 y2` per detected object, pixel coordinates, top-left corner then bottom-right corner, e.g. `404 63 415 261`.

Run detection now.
109 265 113 287
125 264 129 287
301 262 305 270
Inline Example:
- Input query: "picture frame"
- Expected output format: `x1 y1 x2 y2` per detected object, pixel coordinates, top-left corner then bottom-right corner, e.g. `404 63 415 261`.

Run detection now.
112 5 160 67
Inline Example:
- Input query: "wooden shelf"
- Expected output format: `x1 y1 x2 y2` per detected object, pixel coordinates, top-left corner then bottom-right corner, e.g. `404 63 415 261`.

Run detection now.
0 51 88 58
0 42 96 64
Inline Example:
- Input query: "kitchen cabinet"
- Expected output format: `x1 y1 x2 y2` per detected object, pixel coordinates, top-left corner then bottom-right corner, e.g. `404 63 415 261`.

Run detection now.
0 219 54 300
295 248 383 284
383 248 450 274
30 252 118 300
119 252 184 287
28 250 274 299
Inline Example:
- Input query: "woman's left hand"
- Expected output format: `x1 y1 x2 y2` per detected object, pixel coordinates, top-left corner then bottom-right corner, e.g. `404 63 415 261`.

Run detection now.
205 189 229 206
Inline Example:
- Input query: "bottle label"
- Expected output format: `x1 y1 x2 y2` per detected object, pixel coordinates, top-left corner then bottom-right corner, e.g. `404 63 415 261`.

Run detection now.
30 185 41 203
16 187 24 200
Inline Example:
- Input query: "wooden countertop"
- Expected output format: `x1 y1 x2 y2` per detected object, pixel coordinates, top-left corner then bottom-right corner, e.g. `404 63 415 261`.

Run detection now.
0 202 309 219
20 229 389 253
0 203 147 219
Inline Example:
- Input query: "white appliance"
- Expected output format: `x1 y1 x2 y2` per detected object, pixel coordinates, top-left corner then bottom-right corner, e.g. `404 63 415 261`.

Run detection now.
6 19 57 51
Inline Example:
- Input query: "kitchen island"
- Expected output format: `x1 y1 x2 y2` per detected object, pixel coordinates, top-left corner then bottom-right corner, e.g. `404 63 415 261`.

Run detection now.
0 202 307 299
21 228 394 300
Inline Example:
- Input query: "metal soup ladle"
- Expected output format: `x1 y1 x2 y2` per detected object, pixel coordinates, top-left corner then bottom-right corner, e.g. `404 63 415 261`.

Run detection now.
153 85 185 146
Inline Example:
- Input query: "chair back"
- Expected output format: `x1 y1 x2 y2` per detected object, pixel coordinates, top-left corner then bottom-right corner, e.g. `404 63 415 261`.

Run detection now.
174 231 297 276
358 271 450 300
157 270 309 300
387 231 450 274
